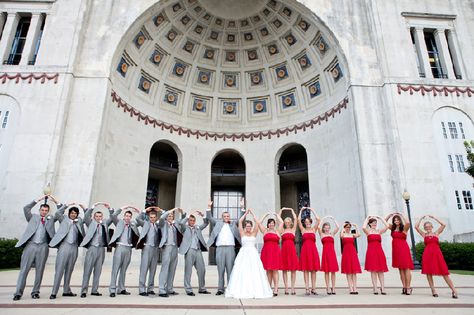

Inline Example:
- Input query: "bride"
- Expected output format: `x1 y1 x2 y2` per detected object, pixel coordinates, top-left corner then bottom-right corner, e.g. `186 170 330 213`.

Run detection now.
225 209 273 299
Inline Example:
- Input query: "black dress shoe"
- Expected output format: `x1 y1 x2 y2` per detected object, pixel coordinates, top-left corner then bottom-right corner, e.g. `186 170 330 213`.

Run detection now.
198 290 211 294
118 290 131 295
80 293 86 298
62 292 77 297
159 293 169 298
168 291 179 295
32 293 40 299
147 291 156 295
186 292 195 296
13 295 21 301
49 294 56 299
110 293 116 297
139 292 148 296
216 291 224 296
91 292 102 296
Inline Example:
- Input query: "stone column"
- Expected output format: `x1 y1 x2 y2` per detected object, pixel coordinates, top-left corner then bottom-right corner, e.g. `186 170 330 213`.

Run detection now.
413 27 433 79
446 29 465 80
20 13 44 66
434 28 455 79
0 13 6 39
0 13 20 64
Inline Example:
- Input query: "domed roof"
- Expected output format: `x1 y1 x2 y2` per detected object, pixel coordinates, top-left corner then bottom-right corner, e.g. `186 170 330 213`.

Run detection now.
111 0 348 135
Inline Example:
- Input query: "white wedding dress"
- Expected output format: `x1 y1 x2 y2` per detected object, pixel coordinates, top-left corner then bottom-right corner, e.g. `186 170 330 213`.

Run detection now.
225 236 273 299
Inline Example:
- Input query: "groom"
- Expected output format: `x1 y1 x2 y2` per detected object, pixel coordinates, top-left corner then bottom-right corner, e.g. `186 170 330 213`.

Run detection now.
206 198 245 295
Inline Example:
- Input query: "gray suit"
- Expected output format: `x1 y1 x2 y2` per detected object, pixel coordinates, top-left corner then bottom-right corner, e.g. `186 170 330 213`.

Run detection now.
136 211 161 294
206 209 243 293
108 210 140 294
14 200 59 298
179 214 209 293
49 207 85 296
79 207 114 295
158 210 183 295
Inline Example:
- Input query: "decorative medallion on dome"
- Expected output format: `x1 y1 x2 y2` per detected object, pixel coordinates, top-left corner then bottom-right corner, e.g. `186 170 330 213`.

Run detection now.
154 13 166 26
244 33 253 41
282 7 292 17
285 33 297 46
262 8 271 16
331 64 343 82
223 101 237 115
297 54 311 70
227 34 236 43
247 50 258 61
117 58 128 77
240 19 249 27
183 40 195 53
204 48 215 59
194 24 204 34
316 36 329 57
139 76 152 94
268 0 277 9
308 81 321 98
224 73 238 88
173 62 187 77
198 70 212 85
172 3 182 13
225 51 237 62
215 18 223 26
281 92 296 108
228 20 236 28
252 15 261 23
260 27 269 37
209 31 219 40
164 90 178 106
275 65 288 80
150 50 163 65
192 97 208 113
194 5 202 13
268 44 279 55
250 71 263 86
273 19 282 28
134 31 146 49
181 15 191 26
252 99 267 113
298 19 310 32
166 29 178 42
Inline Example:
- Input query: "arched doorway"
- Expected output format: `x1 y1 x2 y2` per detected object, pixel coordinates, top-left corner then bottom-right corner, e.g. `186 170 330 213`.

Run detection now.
145 141 180 210
278 144 309 252
209 149 246 264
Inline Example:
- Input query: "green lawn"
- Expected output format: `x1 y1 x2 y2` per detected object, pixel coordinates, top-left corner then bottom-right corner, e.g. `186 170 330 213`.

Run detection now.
450 269 474 275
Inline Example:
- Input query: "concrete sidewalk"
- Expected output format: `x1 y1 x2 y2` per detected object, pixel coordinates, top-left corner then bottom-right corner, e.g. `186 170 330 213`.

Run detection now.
0 263 473 315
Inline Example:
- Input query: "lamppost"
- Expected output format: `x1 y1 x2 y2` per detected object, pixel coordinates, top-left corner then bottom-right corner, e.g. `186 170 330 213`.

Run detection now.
402 190 421 269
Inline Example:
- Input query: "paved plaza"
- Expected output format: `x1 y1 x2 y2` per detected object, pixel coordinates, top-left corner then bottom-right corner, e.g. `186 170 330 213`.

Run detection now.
0 262 473 315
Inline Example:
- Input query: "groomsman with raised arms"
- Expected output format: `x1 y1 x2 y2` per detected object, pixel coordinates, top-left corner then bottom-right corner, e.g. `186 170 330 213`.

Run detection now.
108 206 140 297
13 195 62 301
49 203 86 299
207 198 245 295
179 208 210 296
79 202 115 298
158 207 183 297
136 206 162 296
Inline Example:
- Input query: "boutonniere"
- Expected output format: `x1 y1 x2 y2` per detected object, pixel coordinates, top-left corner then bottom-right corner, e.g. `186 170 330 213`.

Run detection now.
99 220 103 224
74 219 79 223
46 215 52 220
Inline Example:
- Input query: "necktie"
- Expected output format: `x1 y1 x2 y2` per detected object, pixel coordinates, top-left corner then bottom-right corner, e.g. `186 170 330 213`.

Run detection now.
41 218 45 225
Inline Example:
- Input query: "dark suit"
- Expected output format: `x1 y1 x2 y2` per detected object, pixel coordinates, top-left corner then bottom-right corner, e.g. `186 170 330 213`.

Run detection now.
14 200 59 297
108 210 139 294
80 207 114 295
179 214 208 293
49 207 85 296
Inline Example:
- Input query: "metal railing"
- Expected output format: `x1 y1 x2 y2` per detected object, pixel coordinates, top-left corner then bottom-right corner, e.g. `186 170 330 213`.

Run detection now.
278 160 308 174
149 157 179 172
211 167 245 176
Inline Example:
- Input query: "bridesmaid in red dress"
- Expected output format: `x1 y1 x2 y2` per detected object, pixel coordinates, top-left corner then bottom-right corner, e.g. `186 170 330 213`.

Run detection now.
415 215 458 298
385 212 414 295
278 207 299 295
318 216 340 295
258 212 283 296
363 215 389 295
297 207 321 295
340 221 361 294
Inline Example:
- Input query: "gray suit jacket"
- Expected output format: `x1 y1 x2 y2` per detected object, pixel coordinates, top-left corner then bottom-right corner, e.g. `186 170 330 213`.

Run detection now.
49 206 86 248
206 210 242 247
158 210 183 248
178 214 209 255
108 209 140 247
135 211 161 250
15 200 58 248
79 207 114 248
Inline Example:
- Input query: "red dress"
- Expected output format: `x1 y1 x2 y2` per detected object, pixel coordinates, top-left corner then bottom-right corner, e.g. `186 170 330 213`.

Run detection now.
421 235 449 275
391 231 414 270
280 232 299 270
341 237 361 274
364 234 388 272
299 232 320 271
321 235 339 272
260 232 282 270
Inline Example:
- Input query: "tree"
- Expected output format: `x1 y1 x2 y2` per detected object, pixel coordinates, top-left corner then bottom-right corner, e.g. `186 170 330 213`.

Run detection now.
464 141 474 178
